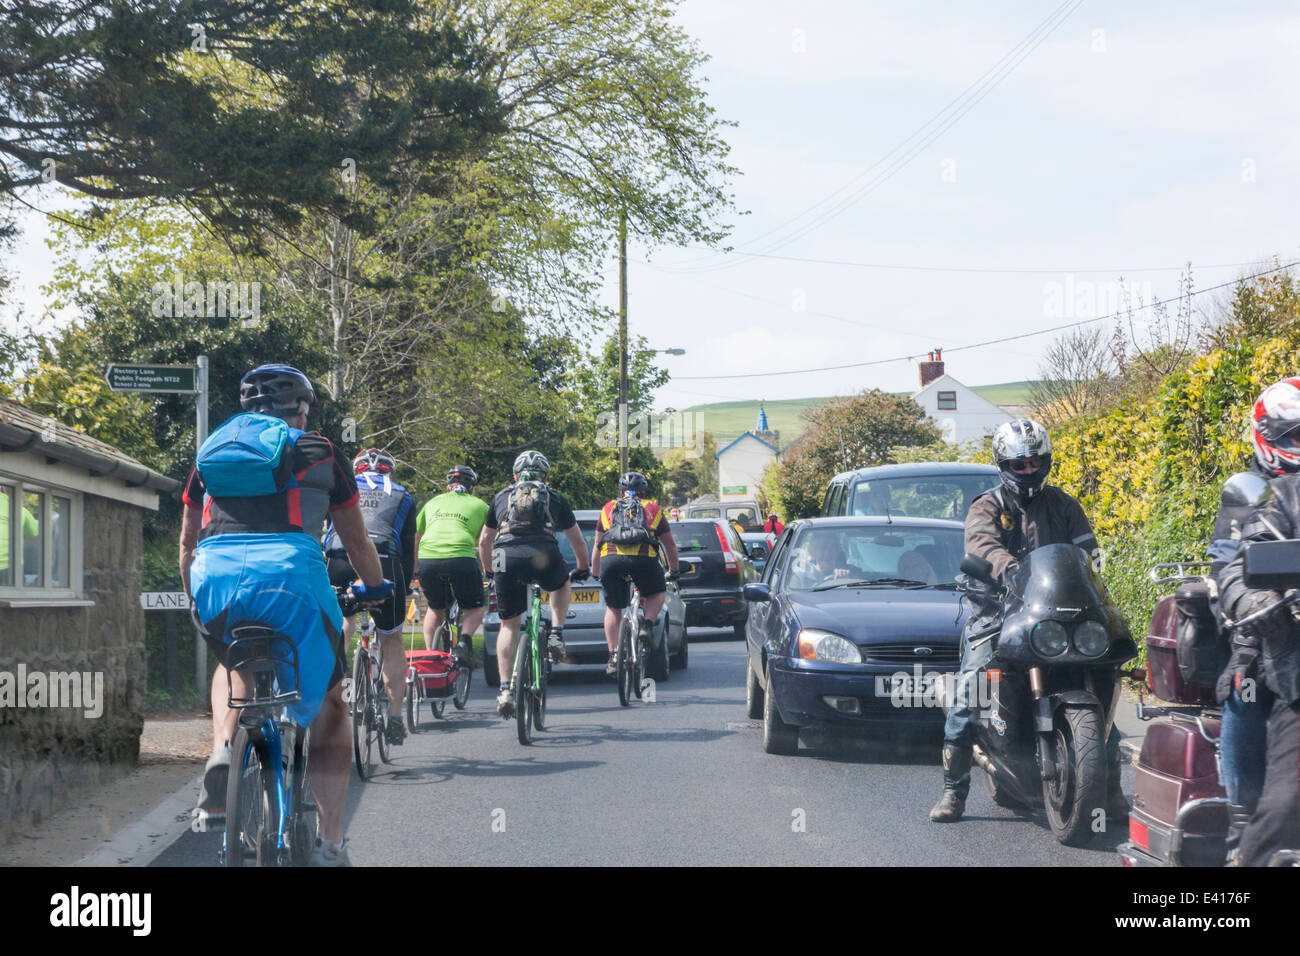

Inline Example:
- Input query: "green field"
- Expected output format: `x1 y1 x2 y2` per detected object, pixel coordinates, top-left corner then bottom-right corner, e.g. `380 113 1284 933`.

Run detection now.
674 381 1036 449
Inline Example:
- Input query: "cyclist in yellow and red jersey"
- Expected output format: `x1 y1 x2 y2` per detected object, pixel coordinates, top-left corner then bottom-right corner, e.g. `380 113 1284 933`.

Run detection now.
591 472 680 676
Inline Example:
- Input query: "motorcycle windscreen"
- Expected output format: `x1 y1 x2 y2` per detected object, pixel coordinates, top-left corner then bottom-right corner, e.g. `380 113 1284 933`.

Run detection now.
1010 543 1108 614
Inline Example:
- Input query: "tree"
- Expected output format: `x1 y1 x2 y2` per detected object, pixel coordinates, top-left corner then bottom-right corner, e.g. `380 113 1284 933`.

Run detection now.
1027 325 1119 429
0 1 504 247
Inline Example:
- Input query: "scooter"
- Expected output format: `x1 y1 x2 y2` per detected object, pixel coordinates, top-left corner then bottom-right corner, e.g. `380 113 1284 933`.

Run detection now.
961 543 1138 847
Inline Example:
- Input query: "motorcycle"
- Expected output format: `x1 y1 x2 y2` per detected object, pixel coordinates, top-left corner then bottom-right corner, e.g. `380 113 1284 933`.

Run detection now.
1118 471 1300 866
960 543 1138 847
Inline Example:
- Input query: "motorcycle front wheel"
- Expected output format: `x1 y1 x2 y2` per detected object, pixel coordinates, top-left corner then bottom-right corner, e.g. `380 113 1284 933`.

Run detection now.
1042 705 1106 847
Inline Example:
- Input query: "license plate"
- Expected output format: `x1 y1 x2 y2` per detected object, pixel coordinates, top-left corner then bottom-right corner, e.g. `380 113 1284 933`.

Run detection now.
544 589 600 604
886 674 941 698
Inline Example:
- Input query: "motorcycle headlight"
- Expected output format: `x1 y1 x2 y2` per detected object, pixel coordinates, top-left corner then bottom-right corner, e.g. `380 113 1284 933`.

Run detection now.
797 629 862 664
1030 620 1070 657
1073 620 1110 657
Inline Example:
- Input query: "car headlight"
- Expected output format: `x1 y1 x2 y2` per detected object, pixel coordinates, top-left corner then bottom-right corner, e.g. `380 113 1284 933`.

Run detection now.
1073 621 1110 657
797 629 862 663
1030 620 1069 657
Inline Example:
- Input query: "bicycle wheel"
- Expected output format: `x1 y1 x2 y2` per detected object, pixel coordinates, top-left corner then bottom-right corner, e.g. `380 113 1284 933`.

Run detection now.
616 620 631 707
352 652 373 781
533 626 548 732
431 698 446 719
633 633 646 700
406 673 421 734
225 726 276 868
453 659 472 710
515 630 534 745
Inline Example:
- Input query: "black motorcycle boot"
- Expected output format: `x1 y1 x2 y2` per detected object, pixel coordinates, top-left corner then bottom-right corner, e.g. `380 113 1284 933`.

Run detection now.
1106 762 1129 823
929 743 972 822
1224 804 1253 866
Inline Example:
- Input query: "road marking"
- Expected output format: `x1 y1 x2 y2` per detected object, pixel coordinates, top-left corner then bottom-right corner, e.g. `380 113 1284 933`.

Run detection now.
725 720 761 730
76 771 202 867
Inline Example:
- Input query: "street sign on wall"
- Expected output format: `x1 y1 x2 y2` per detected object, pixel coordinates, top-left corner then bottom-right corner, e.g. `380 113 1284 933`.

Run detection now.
140 591 191 610
106 364 197 393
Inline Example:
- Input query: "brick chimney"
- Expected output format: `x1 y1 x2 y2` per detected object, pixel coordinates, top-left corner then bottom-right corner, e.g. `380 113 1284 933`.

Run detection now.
918 348 945 388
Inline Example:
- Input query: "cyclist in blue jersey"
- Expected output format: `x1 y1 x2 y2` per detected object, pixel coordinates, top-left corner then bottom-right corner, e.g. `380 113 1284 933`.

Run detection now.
180 365 392 866
324 447 417 747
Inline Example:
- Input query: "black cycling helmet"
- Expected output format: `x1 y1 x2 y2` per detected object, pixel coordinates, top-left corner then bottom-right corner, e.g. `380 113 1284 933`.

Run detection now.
240 364 315 416
513 449 550 479
618 471 649 496
446 465 478 488
992 419 1053 501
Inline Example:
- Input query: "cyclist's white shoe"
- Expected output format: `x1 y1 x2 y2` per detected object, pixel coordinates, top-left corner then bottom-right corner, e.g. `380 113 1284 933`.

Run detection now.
309 837 351 867
605 655 618 677
496 686 515 718
548 630 567 663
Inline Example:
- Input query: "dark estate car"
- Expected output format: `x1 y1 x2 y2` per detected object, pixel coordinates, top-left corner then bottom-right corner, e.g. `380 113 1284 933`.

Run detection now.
742 516 969 754
482 509 688 685
820 461 999 522
671 518 760 636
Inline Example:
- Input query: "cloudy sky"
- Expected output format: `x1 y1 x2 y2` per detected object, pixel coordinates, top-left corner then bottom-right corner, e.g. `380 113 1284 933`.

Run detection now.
6 1 1300 411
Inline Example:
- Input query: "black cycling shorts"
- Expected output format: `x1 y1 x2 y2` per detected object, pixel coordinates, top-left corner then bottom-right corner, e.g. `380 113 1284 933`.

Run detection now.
492 541 570 619
598 553 666 609
327 552 408 633
418 557 485 611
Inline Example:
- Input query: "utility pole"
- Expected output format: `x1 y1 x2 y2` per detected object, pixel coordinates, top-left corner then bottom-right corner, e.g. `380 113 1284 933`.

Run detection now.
194 354 209 691
618 209 629 475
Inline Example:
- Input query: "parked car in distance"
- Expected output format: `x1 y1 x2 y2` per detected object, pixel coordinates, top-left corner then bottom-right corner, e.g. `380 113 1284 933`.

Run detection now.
743 516 968 754
482 509 688 685
820 461 998 522
740 532 776 576
683 498 764 533
671 518 759 637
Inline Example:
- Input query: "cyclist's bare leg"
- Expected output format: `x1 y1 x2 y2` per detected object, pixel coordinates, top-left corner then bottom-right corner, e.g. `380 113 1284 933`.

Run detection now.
497 614 521 679
377 626 406 709
210 664 251 752
423 607 446 651
548 581 573 628
341 614 356 642
460 606 485 648
642 591 666 624
603 606 621 652
309 683 349 844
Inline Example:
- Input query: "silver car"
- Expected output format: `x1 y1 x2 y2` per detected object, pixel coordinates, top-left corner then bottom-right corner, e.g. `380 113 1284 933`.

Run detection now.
482 509 689 685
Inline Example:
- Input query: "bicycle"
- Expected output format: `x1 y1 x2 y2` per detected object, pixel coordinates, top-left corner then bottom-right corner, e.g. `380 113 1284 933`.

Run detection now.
217 623 314 867
616 582 650 707
510 582 551 745
338 587 391 780
406 595 473 731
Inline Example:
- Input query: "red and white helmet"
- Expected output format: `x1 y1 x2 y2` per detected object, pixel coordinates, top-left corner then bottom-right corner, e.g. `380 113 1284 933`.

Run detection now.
353 447 396 475
1252 377 1300 476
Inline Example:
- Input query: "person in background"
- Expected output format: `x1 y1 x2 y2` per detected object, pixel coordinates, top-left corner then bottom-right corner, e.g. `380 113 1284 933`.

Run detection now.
763 511 784 536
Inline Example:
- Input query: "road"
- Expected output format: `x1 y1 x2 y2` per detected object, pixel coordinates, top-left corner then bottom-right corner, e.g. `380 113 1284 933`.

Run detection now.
153 630 1129 866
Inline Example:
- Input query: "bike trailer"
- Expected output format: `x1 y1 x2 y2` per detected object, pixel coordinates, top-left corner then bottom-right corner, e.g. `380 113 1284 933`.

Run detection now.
1119 712 1227 867
406 649 455 698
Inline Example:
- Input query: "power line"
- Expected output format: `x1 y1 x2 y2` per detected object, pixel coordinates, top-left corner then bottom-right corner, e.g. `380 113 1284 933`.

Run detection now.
669 0 1084 272
672 258 1299 380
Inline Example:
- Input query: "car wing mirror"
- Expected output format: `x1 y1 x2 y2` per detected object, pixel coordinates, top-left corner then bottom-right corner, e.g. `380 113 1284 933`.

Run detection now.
1243 539 1300 591
959 553 997 586
743 583 772 602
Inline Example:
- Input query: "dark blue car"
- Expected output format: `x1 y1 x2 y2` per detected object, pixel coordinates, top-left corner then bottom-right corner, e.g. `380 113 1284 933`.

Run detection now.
742 516 969 754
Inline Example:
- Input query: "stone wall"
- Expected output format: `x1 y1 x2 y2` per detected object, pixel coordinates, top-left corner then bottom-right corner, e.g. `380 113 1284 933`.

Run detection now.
0 495 146 847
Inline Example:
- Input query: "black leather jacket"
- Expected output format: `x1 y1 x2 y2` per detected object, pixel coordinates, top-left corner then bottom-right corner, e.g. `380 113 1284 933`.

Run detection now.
1220 473 1300 704
1210 466 1274 702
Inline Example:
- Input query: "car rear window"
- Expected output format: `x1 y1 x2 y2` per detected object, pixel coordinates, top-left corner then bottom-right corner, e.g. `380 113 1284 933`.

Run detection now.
848 474 997 521
672 521 722 552
555 520 597 569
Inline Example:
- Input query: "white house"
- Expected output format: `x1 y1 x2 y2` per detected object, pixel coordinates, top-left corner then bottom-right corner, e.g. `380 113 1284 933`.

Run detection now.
715 406 780 499
912 350 1012 445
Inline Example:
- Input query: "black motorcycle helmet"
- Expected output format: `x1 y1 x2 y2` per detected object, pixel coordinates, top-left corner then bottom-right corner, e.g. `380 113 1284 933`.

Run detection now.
992 419 1053 501
446 465 478 489
618 471 649 496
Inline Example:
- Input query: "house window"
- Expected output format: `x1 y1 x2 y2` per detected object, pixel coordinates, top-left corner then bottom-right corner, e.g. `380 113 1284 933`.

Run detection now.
937 390 957 411
0 477 83 597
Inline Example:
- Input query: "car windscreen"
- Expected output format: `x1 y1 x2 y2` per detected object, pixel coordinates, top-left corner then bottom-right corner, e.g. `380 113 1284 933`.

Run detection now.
848 474 997 521
672 521 722 552
783 525 965 591
554 521 597 569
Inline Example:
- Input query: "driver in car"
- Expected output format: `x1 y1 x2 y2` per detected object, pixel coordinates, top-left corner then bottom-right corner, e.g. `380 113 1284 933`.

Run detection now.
791 535 857 589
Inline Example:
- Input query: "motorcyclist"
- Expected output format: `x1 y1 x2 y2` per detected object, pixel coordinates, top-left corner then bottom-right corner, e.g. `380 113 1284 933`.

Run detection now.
1219 376 1300 866
1209 379 1298 861
929 419 1124 823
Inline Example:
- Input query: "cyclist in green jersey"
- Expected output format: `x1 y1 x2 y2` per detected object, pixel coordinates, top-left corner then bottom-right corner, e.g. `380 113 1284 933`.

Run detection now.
414 466 490 661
